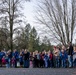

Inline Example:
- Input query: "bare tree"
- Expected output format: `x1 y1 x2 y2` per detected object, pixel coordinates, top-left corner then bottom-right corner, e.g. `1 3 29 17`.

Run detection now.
35 0 76 45
0 0 30 51
0 28 9 49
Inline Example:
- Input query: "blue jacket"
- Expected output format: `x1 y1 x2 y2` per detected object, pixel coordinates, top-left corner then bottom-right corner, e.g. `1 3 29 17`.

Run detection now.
12 51 19 60
60 51 68 60
0 52 5 59
44 54 49 61
19 56 23 62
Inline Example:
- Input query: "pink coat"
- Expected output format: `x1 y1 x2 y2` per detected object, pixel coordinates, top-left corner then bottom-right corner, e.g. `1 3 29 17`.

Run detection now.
2 58 6 64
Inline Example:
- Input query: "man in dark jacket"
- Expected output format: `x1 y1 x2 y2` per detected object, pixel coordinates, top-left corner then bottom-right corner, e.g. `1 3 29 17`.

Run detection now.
68 42 73 68
23 50 30 68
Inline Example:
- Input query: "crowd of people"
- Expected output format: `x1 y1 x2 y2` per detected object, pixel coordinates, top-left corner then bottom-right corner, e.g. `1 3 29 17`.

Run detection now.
0 42 76 68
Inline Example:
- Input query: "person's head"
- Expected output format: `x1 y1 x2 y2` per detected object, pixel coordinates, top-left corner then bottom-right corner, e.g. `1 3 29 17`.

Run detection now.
24 49 27 54
35 50 38 53
20 52 22 56
33 52 36 57
68 42 72 46
55 48 59 52
9 50 11 52
74 46 76 51
62 45 66 50
48 50 51 53
30 52 33 55
61 49 64 53
43 50 46 53
14 49 16 52
27 49 29 52
22 49 24 52
39 52 41 54
45 51 47 55
1 50 3 52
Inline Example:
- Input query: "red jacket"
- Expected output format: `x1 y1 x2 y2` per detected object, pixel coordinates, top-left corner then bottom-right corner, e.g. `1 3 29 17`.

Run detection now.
49 53 53 60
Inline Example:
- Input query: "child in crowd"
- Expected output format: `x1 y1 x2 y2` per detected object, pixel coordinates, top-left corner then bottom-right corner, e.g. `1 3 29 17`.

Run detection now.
36 51 40 68
29 52 33 68
44 52 49 68
19 52 23 67
48 51 53 67
53 47 60 68
11 56 15 68
60 46 68 68
5 54 9 68
40 52 45 68
2 56 6 67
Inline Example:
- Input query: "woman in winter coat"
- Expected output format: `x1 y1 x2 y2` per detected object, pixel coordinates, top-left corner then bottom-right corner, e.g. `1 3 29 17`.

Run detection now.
44 52 49 68
53 47 60 68
60 46 68 68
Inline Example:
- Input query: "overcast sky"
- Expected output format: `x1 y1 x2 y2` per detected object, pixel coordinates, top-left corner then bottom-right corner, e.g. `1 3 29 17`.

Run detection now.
22 0 36 27
22 0 47 43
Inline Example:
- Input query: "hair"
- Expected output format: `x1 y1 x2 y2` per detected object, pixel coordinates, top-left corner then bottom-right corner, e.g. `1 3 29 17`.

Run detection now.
73 46 76 51
68 42 72 44
62 45 66 50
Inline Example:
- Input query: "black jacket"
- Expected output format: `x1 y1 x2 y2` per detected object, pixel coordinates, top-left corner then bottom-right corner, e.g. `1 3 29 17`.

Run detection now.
23 52 30 60
68 45 73 56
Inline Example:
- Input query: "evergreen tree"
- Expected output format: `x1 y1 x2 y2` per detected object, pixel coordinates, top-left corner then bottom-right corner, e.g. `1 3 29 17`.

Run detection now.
28 27 37 52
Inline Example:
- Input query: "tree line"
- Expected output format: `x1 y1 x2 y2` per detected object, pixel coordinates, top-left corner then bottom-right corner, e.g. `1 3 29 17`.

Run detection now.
0 23 53 51
1 0 76 51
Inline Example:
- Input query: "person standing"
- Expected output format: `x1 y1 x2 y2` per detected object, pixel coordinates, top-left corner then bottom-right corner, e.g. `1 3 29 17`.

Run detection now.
48 50 53 68
19 52 23 68
40 52 45 68
5 53 9 68
23 49 30 68
8 50 12 67
68 42 73 68
44 52 49 68
60 46 68 68
12 49 19 68
0 50 5 67
53 47 60 68
73 46 76 67
11 56 16 68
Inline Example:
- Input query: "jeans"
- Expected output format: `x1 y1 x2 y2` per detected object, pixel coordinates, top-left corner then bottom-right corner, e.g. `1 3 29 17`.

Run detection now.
15 60 17 68
12 63 15 68
6 63 10 68
8 59 11 67
44 60 48 68
55 57 60 68
68 55 73 67
49 60 53 67
24 60 29 68
73 59 76 67
61 60 66 68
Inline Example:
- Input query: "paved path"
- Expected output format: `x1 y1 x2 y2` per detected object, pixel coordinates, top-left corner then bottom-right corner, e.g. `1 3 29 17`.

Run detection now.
0 68 76 75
